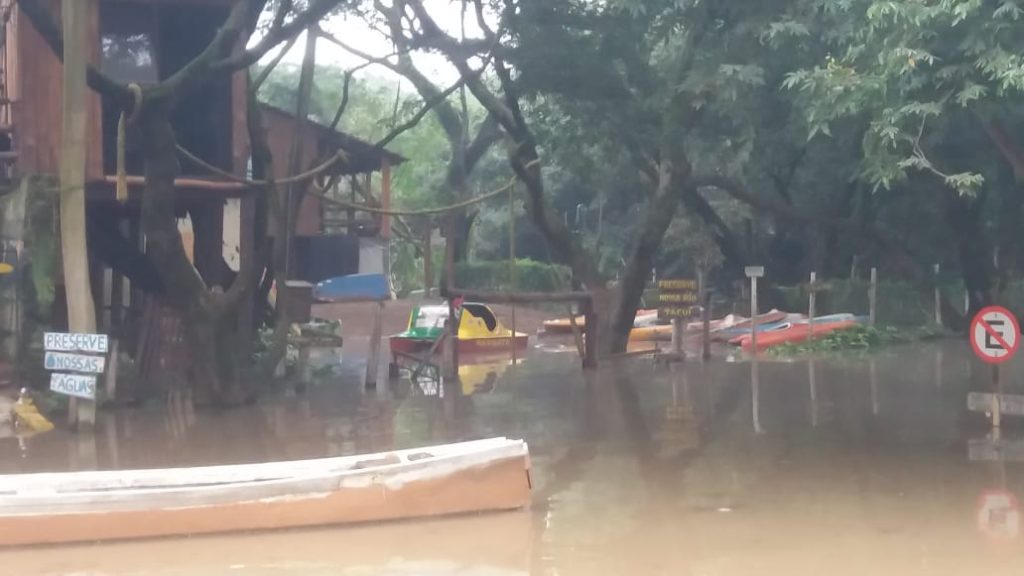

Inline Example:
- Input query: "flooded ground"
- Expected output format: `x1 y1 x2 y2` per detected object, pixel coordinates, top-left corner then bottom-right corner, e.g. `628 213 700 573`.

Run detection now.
2 337 1023 575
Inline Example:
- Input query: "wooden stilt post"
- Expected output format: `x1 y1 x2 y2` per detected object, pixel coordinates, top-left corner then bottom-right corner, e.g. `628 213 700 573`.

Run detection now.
104 339 119 403
365 301 384 388
443 216 458 379
61 0 97 430
509 186 517 363
671 319 684 355
868 267 878 327
582 296 597 369
702 291 712 361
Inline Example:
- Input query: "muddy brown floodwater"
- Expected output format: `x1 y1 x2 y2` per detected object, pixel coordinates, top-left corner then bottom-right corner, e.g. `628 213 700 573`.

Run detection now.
1 338 1024 575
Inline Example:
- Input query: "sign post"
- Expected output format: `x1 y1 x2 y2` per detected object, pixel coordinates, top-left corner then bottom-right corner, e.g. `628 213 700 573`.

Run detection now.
43 332 109 407
657 278 699 356
969 306 1020 430
745 266 764 354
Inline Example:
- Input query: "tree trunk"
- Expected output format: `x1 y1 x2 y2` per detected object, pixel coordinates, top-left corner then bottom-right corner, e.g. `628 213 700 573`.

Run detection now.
138 109 245 406
60 0 97 428
603 162 688 354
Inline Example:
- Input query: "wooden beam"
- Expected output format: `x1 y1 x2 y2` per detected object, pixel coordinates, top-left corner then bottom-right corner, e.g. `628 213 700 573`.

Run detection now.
381 157 391 238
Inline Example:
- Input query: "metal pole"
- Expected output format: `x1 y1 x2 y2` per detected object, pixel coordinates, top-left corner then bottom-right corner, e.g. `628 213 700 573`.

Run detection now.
868 267 878 327
993 364 1002 430
750 275 759 355
808 271 816 340
934 263 942 326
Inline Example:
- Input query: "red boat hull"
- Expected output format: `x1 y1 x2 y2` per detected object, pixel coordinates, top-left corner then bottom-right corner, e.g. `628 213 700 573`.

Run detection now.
738 321 857 352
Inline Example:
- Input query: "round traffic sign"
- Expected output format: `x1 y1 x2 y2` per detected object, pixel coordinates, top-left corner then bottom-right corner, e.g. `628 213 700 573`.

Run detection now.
978 490 1020 541
971 306 1020 364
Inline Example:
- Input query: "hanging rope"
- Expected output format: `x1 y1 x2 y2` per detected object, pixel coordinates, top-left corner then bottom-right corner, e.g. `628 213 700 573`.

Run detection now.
309 159 540 217
176 144 348 187
116 83 143 203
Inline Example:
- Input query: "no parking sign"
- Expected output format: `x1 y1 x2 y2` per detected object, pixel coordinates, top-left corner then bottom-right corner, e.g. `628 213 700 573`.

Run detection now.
970 306 1020 365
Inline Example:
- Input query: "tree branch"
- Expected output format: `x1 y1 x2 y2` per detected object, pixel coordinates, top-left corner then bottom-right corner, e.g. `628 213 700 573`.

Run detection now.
211 0 347 73
373 74 470 149
251 35 299 93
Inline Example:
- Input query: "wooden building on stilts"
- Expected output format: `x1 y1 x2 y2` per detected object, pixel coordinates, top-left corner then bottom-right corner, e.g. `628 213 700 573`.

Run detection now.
0 0 401 396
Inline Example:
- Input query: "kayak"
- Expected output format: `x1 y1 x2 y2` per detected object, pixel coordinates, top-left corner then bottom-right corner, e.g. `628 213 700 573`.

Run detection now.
738 320 860 352
709 311 790 342
630 324 673 342
542 309 659 334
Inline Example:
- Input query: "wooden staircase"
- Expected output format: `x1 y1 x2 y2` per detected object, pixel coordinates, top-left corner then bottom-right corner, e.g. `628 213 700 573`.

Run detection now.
0 1 16 179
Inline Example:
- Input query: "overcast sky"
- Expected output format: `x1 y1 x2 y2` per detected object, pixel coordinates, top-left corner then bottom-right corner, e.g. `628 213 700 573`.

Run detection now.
266 3 484 87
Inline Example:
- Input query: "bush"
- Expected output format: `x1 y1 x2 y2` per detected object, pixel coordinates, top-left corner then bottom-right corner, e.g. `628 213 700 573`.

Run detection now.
454 259 572 292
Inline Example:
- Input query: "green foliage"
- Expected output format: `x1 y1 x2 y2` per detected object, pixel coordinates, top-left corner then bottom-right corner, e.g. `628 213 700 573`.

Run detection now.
769 324 945 356
454 259 572 292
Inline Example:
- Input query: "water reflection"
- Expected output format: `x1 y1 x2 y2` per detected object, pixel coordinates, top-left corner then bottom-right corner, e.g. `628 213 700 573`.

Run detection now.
3 341 1024 574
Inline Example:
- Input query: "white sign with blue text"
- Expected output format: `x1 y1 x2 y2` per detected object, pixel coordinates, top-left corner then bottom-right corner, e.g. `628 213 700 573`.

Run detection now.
44 351 105 374
43 332 108 400
49 373 97 400
44 332 109 354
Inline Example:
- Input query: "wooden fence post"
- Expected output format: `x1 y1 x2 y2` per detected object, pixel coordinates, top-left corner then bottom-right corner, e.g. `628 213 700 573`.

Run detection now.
423 227 432 298
582 296 597 369
364 301 384 388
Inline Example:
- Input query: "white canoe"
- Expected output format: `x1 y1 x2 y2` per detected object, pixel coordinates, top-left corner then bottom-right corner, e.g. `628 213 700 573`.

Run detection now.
0 437 531 546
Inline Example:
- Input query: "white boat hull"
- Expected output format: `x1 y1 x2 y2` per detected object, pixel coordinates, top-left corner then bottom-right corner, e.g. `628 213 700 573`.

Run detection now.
0 437 531 546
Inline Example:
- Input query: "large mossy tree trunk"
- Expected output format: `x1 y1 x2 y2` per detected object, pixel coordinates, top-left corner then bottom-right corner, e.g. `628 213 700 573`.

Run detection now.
138 109 247 406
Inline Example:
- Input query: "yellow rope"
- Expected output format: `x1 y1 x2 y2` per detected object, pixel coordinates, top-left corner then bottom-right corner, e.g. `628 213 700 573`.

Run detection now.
176 144 347 187
310 159 540 217
116 83 143 203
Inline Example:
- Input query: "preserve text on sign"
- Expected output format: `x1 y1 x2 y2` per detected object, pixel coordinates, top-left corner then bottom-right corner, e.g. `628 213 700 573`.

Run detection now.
49 373 97 400
44 351 105 374
658 278 699 320
970 306 1020 364
43 332 109 354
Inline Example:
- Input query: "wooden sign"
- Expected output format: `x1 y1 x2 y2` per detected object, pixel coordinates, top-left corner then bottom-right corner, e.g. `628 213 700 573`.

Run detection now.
44 351 105 374
657 278 699 320
968 392 1024 417
49 373 97 400
43 332 108 400
43 332 109 354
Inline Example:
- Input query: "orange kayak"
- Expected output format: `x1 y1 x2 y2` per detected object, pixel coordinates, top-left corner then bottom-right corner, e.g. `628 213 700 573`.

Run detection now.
629 324 673 342
737 320 858 352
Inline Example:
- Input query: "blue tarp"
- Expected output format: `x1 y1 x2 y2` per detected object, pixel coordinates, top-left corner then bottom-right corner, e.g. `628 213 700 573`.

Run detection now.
315 273 389 302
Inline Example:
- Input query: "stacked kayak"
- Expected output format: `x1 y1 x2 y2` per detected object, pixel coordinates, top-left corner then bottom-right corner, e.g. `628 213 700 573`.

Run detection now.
708 310 791 342
733 314 863 352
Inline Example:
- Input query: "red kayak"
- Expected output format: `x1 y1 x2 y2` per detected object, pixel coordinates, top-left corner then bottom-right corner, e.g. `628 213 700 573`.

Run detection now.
737 320 858 352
